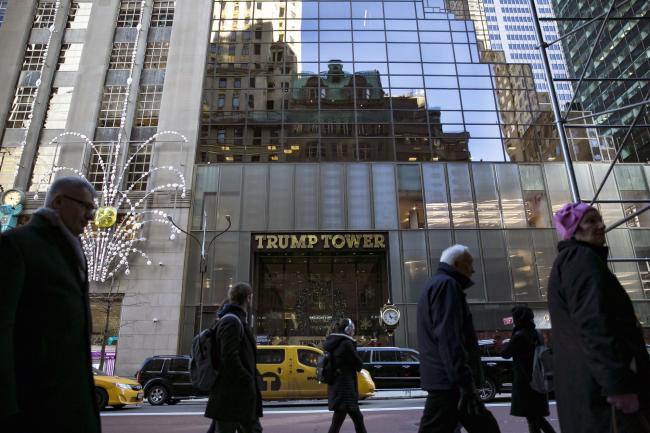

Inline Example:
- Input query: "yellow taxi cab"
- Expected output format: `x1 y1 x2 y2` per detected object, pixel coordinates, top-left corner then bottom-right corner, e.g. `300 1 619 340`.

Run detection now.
256 345 375 400
93 368 144 410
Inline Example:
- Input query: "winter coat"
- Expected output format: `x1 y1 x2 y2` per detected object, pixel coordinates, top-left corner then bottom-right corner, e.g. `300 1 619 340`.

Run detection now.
0 213 100 433
205 303 263 423
548 239 650 433
323 333 363 412
501 326 549 417
417 263 483 391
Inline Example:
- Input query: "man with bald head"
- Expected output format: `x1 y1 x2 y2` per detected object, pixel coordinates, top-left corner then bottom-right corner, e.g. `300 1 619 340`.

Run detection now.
0 176 101 433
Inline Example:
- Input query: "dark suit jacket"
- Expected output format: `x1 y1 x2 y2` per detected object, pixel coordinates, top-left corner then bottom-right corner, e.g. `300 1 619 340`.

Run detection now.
0 213 100 433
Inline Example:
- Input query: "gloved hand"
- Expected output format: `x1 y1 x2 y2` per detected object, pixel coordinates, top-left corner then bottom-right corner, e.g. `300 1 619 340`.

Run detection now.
457 386 483 417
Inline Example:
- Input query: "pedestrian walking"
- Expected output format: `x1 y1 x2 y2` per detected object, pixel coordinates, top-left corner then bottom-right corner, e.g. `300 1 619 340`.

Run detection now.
416 244 501 433
549 203 650 433
323 318 368 433
0 176 101 433
500 306 556 433
205 282 263 433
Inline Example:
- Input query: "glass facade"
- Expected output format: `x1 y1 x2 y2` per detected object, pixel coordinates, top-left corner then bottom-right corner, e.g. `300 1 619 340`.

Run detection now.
179 162 650 352
551 0 650 162
198 0 613 165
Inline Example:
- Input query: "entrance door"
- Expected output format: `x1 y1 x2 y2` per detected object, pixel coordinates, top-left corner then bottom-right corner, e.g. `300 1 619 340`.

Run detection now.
254 253 390 346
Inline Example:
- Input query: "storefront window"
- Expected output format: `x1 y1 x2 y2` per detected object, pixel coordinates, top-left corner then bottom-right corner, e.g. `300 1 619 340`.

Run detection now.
255 251 389 346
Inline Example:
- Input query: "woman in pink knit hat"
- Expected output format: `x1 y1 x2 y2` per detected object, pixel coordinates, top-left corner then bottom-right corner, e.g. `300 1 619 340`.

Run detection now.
547 203 650 433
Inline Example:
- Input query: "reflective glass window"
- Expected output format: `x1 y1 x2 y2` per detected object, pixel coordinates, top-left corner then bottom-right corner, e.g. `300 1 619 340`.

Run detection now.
398 165 425 230
447 163 475 228
423 164 450 228
402 231 429 302
495 165 526 228
481 230 512 302
347 164 372 229
454 230 485 301
472 164 501 228
372 164 398 229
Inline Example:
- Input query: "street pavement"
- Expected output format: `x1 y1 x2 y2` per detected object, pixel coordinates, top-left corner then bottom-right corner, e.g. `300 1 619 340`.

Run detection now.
101 393 560 433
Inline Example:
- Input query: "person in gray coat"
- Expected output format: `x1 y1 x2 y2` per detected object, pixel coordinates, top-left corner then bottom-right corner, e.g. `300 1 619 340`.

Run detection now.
0 177 100 433
323 318 368 433
549 203 650 433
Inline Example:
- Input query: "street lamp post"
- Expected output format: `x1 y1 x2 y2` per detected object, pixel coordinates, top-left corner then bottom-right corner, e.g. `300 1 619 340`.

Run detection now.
167 213 232 332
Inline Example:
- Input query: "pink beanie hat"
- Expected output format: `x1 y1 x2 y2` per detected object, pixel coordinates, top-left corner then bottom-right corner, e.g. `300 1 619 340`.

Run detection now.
553 203 594 240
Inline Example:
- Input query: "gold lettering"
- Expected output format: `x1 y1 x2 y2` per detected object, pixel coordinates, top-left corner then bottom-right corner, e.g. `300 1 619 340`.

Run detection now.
331 234 346 249
321 234 333 248
267 235 278 248
345 234 362 248
307 234 318 248
291 235 307 248
374 234 386 248
363 234 373 248
278 235 289 249
255 235 265 249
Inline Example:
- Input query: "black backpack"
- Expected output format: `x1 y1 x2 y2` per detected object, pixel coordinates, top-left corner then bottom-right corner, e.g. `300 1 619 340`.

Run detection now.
190 313 241 392
316 350 336 384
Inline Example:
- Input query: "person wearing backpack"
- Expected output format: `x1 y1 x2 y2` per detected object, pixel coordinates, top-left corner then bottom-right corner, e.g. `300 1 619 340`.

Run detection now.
204 282 263 433
500 306 556 433
323 318 368 433
549 203 650 433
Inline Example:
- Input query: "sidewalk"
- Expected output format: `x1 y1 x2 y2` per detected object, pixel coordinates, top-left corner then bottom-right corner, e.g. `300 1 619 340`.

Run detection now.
369 389 428 399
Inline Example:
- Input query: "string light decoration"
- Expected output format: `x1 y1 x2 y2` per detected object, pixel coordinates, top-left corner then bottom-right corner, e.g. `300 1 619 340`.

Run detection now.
13 1 62 181
31 1 188 282
34 130 188 282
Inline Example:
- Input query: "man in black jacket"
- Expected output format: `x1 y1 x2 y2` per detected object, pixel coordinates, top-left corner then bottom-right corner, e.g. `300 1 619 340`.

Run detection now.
205 282 263 433
0 176 100 433
417 245 501 433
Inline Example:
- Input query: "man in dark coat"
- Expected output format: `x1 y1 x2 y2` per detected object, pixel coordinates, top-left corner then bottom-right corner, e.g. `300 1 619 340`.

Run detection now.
0 176 100 433
323 318 368 433
205 282 263 433
417 244 501 433
549 203 650 433
501 306 555 433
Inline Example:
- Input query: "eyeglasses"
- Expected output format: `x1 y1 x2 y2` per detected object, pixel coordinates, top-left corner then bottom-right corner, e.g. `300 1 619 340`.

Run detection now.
62 194 98 213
